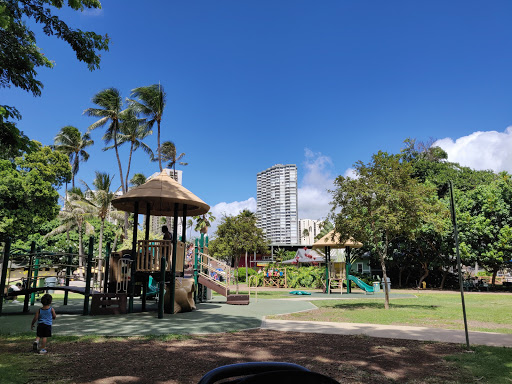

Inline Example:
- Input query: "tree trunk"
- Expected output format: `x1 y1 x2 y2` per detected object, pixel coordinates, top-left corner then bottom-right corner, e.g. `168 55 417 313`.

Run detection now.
112 234 119 252
439 268 448 290
492 268 498 286
125 142 134 192
398 266 404 288
114 120 125 193
124 212 129 239
245 251 248 284
157 120 162 171
380 252 389 310
418 262 429 289
235 258 240 294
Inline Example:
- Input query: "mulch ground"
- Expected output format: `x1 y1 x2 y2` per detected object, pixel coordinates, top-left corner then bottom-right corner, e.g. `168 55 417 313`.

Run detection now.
5 330 469 384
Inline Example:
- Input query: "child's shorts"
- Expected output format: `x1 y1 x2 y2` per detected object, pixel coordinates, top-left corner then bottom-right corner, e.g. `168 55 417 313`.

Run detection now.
37 324 52 338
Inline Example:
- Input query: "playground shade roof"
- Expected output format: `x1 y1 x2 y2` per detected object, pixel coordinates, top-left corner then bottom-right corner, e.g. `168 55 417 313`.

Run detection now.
312 230 363 249
112 171 210 216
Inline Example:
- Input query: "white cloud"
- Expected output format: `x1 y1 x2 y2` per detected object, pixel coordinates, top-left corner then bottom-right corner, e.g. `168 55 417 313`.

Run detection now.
434 127 512 173
211 197 256 218
298 149 335 221
82 8 103 16
343 167 358 179
206 197 256 237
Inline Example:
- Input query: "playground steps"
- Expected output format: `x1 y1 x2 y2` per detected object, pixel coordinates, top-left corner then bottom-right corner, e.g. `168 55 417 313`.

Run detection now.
197 275 229 296
90 293 127 315
226 294 250 305
197 275 249 305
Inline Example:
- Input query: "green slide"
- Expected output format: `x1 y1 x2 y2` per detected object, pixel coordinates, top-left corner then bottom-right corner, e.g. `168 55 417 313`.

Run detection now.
347 275 374 293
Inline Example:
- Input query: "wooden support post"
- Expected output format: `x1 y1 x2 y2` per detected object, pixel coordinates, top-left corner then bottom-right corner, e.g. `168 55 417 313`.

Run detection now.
170 203 179 314
23 242 35 312
64 247 72 306
103 243 110 294
181 205 187 276
83 237 94 315
0 238 11 315
129 201 139 313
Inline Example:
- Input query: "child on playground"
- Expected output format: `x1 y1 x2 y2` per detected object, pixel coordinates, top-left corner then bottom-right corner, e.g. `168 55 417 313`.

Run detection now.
31 293 56 354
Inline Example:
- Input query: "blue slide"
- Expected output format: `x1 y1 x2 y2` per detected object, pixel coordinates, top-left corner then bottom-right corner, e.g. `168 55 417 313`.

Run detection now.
347 275 374 293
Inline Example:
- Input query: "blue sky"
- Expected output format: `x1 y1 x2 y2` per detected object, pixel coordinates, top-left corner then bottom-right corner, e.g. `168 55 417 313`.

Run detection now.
7 0 512 227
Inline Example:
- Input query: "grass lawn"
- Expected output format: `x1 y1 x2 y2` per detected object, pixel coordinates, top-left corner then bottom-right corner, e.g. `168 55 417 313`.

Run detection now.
269 292 512 334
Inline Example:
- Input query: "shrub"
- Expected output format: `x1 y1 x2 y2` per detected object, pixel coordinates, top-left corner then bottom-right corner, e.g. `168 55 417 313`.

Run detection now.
236 267 257 283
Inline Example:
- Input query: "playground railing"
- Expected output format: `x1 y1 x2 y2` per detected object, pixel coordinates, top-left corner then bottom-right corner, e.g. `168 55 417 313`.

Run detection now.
198 252 231 291
136 240 186 273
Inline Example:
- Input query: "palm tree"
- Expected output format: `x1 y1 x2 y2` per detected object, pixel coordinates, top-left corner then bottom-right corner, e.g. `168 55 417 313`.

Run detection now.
53 126 94 189
103 110 153 190
45 189 95 278
128 84 166 171
84 88 126 193
130 173 147 188
187 218 194 239
159 140 187 174
82 172 121 289
194 212 216 234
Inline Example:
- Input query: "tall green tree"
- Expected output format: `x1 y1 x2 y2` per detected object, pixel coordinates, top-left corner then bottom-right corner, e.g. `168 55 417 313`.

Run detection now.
330 151 442 308
84 88 126 192
457 173 512 285
0 143 70 241
53 125 94 189
209 210 269 293
82 172 122 286
128 84 166 171
103 110 153 190
0 1 109 154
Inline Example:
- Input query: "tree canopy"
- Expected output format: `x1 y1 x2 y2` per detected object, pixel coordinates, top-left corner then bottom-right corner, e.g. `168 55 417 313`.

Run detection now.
0 143 71 241
0 0 109 97
330 151 444 308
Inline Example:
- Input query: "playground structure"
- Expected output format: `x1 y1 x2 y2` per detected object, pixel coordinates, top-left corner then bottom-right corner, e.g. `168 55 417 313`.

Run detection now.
0 171 249 317
262 267 287 288
195 242 250 305
0 239 101 316
313 230 376 294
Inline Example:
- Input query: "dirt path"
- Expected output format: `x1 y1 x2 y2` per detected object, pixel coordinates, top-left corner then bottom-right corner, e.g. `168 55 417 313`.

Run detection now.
6 330 468 384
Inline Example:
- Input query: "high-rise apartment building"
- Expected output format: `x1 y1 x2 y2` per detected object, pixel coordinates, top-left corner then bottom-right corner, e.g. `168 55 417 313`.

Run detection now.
298 219 322 245
256 164 298 244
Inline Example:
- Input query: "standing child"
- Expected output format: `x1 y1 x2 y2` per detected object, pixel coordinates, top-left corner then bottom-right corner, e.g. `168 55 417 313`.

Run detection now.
31 294 56 354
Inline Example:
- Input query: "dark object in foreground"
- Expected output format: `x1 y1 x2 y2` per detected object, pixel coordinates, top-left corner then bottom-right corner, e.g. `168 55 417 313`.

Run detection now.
198 362 340 384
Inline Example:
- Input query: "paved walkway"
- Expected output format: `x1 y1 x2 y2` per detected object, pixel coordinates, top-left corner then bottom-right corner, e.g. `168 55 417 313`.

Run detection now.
261 319 512 348
1 292 510 348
